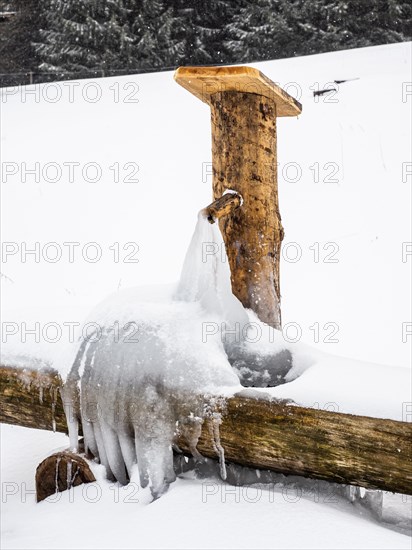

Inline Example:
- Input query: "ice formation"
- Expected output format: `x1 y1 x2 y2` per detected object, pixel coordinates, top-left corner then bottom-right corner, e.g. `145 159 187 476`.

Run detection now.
64 213 249 498
174 211 249 338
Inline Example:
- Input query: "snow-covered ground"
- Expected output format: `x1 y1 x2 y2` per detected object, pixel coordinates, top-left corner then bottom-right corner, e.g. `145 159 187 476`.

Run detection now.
2 424 411 550
1 42 411 368
1 42 411 548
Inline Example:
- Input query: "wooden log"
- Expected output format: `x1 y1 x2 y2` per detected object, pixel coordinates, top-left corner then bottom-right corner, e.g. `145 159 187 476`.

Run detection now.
36 451 95 502
202 192 242 223
1 364 411 495
0 363 67 432
174 66 302 329
180 395 412 495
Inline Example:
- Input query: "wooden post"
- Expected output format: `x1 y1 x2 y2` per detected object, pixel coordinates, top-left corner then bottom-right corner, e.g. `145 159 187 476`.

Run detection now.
175 66 302 328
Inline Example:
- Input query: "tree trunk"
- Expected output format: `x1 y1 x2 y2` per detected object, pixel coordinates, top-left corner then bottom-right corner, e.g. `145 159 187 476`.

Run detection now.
210 90 283 328
1 364 411 495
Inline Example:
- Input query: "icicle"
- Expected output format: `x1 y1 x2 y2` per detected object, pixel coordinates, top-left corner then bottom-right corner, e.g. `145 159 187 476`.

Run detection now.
209 412 227 480
54 456 61 494
174 211 248 339
51 386 59 433
62 333 97 452
179 414 204 462
71 465 79 486
65 211 242 495
51 401 56 433
66 460 72 491
38 385 43 404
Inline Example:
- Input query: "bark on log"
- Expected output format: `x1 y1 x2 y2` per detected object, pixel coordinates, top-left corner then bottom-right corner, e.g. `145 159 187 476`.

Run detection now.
0 364 67 432
1 364 411 495
183 395 412 495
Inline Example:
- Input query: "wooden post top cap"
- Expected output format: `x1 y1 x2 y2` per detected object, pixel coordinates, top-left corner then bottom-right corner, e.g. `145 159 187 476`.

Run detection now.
174 66 302 117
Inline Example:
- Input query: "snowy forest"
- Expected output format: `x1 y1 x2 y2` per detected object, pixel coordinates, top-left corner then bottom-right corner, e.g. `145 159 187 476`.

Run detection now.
0 0 411 85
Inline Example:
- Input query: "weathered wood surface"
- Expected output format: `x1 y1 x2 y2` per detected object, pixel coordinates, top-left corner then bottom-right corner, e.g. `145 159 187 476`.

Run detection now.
202 192 242 223
0 364 66 432
36 451 95 502
210 90 284 328
1 364 411 495
174 66 302 116
180 396 412 495
175 66 302 329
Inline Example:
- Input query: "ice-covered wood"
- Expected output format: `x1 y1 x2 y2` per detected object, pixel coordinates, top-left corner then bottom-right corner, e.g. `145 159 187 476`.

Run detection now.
1 364 411 495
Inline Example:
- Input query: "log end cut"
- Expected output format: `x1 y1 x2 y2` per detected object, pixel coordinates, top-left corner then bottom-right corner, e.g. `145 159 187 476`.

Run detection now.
36 451 95 502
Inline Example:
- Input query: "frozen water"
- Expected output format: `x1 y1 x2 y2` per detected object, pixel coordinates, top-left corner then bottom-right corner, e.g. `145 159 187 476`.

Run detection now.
175 213 298 384
65 213 245 497
62 212 322 497
175 211 249 341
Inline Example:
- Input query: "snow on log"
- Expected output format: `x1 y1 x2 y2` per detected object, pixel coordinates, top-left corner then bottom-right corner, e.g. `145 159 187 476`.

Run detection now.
1 363 411 495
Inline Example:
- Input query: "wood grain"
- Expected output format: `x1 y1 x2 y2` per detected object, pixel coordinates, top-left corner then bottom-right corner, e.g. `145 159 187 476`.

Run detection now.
175 66 302 328
0 364 66 432
1 364 411 495
202 192 242 223
36 451 95 502
211 90 283 328
179 395 412 495
174 66 302 116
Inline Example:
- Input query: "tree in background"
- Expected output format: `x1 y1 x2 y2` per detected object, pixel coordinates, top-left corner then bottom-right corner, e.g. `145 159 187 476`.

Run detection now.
0 1 14 75
340 0 412 47
129 0 182 69
34 0 135 75
225 0 296 62
226 0 412 60
286 0 412 55
0 0 41 83
171 0 235 65
129 0 236 68
1 0 411 85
